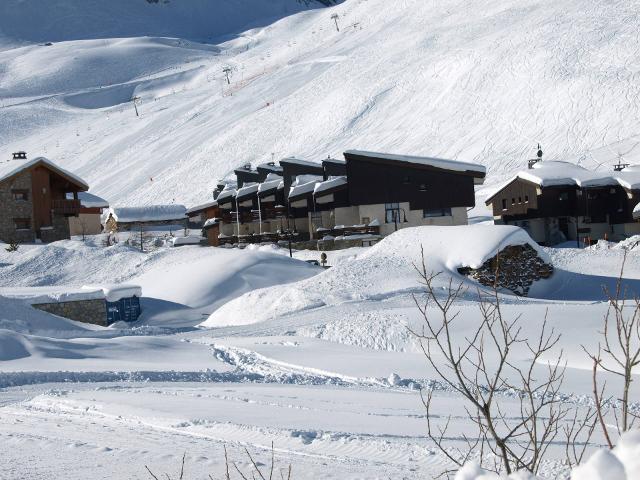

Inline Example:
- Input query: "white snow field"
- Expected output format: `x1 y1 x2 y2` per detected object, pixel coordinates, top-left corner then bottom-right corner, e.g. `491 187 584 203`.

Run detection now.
1 226 640 479
2 0 640 206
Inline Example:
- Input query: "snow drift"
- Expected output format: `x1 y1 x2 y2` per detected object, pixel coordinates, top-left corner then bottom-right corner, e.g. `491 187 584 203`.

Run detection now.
454 429 640 479
201 225 546 327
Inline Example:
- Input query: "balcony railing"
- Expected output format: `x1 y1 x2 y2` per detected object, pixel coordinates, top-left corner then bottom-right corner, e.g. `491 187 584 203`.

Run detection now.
52 199 81 215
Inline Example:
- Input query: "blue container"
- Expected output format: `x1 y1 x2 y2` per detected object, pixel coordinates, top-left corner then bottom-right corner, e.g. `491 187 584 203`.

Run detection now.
106 296 141 325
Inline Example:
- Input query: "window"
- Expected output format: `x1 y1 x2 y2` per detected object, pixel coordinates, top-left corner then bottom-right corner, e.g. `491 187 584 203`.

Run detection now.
14 218 31 231
385 203 399 223
511 198 516 205
525 195 529 203
361 217 370 225
518 196 522 204
11 189 28 201
501 199 507 210
418 183 427 192
559 192 569 201
423 207 452 218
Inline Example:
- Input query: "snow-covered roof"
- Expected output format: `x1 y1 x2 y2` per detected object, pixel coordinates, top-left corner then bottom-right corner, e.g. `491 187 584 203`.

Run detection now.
257 162 283 173
236 182 259 200
215 187 237 204
78 191 109 208
0 156 89 190
344 150 486 176
258 176 284 196
487 162 640 204
289 175 323 200
323 157 346 165
314 176 347 196
280 157 323 169
0 284 141 304
634 202 640 220
106 205 187 223
81 284 142 302
615 168 640 190
518 161 620 188
186 200 218 215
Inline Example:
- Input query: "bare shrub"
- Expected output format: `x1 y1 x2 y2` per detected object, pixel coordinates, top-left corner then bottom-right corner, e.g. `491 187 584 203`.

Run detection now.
584 251 640 447
145 444 292 480
411 248 586 476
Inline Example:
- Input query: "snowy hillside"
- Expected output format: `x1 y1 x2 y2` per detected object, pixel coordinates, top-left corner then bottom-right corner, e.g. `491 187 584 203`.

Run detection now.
1 0 639 206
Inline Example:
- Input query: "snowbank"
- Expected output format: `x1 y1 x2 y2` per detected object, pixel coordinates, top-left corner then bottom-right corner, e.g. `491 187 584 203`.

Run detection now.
133 247 320 313
202 225 546 327
454 429 640 479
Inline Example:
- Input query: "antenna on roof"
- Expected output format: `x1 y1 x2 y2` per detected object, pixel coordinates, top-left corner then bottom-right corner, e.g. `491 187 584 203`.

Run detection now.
613 153 630 172
529 144 543 169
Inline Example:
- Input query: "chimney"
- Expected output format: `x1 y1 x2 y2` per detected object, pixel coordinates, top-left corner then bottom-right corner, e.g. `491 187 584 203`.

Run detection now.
12 151 27 160
528 144 543 169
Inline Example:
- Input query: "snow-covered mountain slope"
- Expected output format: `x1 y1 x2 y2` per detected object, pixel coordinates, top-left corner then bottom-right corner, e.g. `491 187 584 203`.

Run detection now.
1 0 639 205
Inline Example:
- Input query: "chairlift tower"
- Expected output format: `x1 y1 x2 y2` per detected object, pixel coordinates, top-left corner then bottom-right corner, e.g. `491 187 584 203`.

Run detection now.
331 13 340 32
222 66 233 85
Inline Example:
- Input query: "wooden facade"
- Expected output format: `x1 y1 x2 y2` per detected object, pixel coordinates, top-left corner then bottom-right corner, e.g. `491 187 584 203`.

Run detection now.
0 157 88 243
487 176 640 245
343 151 481 210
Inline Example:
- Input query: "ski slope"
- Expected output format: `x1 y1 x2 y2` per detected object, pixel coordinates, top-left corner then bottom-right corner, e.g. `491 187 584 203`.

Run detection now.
1 0 640 206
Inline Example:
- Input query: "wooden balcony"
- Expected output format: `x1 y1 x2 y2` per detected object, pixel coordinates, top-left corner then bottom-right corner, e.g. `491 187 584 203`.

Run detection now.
52 199 82 216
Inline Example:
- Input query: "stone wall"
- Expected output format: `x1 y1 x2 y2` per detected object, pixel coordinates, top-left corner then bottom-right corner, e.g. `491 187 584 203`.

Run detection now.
0 170 35 243
33 299 107 326
462 244 553 296
40 213 71 243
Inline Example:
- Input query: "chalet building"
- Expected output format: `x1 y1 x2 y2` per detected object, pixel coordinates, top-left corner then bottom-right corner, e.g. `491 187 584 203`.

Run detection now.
103 205 187 232
69 191 109 236
204 150 484 246
0 153 89 243
485 161 640 245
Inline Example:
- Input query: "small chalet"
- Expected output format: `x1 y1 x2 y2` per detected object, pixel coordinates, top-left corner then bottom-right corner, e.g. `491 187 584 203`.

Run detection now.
0 153 89 243
485 161 640 245
201 150 485 247
69 191 109 236
103 205 187 232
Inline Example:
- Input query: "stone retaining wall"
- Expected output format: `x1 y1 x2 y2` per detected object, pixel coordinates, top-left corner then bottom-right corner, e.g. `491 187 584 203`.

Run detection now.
33 299 107 326
462 244 554 296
